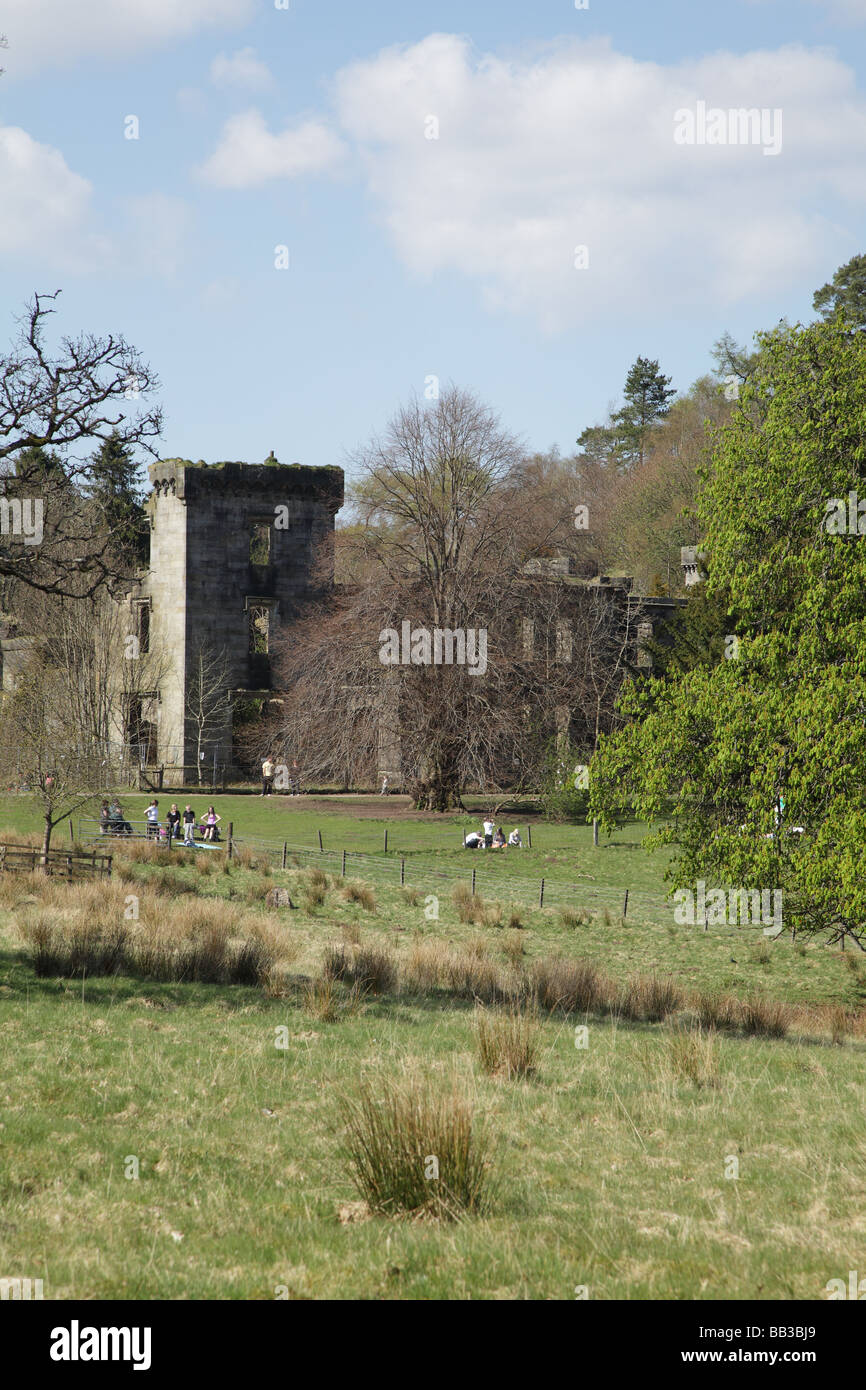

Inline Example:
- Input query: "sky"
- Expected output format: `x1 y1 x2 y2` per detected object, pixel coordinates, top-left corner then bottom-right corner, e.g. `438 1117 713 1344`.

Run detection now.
2 0 866 498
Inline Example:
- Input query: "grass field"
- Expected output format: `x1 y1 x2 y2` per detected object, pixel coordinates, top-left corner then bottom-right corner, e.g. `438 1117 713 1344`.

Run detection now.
1 796 864 1300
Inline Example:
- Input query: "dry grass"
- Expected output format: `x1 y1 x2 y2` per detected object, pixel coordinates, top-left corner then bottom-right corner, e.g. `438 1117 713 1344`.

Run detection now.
694 990 740 1031
475 1002 540 1080
617 973 683 1023
501 931 525 968
338 1074 495 1219
665 1022 721 1089
737 994 790 1038
530 955 608 1015
341 880 376 912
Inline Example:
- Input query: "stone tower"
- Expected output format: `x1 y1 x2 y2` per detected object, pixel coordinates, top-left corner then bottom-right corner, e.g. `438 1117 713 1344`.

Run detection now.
139 457 343 778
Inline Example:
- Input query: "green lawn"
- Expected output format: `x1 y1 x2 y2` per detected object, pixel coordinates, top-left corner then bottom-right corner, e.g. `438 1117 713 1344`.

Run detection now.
1 802 864 1300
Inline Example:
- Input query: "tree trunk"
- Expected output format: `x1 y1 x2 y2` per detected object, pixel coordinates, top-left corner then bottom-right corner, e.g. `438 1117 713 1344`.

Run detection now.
41 816 52 870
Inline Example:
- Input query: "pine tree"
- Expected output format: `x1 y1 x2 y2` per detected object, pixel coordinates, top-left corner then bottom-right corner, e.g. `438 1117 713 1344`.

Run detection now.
85 432 148 569
612 356 675 467
813 253 866 327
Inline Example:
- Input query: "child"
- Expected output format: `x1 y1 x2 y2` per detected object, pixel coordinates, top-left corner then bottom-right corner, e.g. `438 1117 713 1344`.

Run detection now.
203 806 221 842
182 805 196 845
166 804 181 842
145 799 160 839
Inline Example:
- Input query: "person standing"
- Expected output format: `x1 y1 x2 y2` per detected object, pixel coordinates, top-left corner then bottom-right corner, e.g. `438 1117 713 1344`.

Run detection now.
261 755 275 796
482 816 494 849
166 803 181 843
145 799 160 840
203 806 221 842
182 804 196 845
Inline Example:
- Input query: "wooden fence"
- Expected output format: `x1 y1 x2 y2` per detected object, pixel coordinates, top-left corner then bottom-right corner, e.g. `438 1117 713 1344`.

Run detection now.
0 843 113 880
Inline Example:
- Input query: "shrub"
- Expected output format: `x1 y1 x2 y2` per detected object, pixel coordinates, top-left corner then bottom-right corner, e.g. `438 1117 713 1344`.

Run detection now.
475 1003 539 1080
338 1075 495 1219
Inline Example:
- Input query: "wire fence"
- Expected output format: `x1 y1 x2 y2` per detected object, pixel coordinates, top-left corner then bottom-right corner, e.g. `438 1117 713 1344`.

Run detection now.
83 815 673 922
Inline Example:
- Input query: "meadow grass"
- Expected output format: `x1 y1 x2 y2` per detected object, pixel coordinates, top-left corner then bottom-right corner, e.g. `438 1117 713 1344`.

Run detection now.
0 810 864 1299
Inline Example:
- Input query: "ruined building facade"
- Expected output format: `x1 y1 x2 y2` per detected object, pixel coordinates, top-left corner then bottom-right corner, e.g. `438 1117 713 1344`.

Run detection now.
126 457 343 781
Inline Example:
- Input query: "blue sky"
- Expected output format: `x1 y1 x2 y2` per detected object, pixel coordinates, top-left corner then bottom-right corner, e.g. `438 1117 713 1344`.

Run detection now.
2 0 866 496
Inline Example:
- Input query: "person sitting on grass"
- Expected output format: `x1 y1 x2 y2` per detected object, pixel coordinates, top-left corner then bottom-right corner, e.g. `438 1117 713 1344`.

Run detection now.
182 804 196 845
109 798 133 836
492 826 506 849
202 806 221 842
507 828 522 848
464 831 481 849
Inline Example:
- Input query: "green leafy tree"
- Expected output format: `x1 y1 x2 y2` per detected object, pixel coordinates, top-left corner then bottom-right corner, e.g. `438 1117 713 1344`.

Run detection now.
590 317 866 948
813 253 866 327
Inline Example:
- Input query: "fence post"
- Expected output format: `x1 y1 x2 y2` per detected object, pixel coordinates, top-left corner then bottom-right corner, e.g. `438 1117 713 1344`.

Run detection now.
227 822 234 860
318 829 323 852
400 857 405 886
69 821 74 844
593 818 599 847
471 868 476 896
539 878 545 909
384 828 388 854
527 824 532 850
282 842 287 870
623 889 629 919
341 850 346 877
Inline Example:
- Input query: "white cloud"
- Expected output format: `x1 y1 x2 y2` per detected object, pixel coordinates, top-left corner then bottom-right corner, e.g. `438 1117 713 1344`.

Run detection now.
0 0 255 74
197 109 346 188
326 34 866 330
0 124 108 268
210 46 273 90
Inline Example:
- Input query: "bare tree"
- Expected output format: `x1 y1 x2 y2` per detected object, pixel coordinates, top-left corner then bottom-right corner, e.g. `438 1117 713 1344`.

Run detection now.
0 292 162 598
0 655 106 858
185 640 233 784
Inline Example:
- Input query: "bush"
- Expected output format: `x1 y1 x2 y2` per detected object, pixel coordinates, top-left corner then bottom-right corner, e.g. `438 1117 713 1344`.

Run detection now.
475 1003 539 1079
338 1075 495 1219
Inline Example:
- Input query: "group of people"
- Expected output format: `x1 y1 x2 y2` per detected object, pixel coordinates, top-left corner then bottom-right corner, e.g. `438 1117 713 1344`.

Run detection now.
99 799 222 844
464 818 522 850
261 756 301 796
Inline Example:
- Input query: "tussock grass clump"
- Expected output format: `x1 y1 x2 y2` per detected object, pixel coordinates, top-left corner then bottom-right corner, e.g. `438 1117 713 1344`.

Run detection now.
828 1005 854 1046
445 950 513 1005
304 974 365 1021
501 931 525 967
339 1075 495 1219
748 941 773 966
400 887 420 907
558 907 585 930
694 990 739 1031
322 942 396 994
307 866 331 891
403 941 449 993
341 880 376 912
21 910 130 978
618 973 682 1023
737 994 789 1038
475 1003 539 1080
341 921 362 946
303 883 327 910
530 956 606 1015
506 908 524 931
666 1023 721 1089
